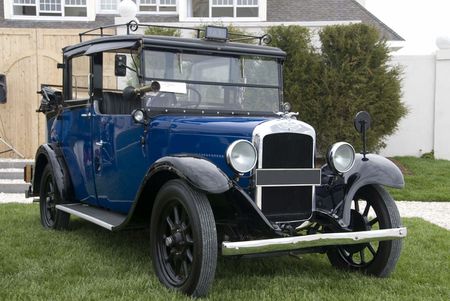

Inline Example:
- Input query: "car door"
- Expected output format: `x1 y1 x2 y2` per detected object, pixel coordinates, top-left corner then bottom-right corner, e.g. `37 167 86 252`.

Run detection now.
58 54 97 206
90 51 149 214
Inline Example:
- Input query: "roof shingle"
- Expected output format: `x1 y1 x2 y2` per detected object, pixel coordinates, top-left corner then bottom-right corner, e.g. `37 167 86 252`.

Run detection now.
267 0 404 41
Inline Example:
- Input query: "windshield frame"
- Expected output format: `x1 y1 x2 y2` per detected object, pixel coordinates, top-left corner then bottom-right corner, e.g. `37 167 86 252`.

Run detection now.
141 47 284 116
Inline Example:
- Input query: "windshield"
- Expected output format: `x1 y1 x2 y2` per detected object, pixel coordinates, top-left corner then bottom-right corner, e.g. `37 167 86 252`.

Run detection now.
142 50 281 113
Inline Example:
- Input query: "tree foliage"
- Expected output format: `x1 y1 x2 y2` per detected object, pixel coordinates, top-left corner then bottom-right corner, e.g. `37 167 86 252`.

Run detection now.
144 26 181 37
269 24 406 155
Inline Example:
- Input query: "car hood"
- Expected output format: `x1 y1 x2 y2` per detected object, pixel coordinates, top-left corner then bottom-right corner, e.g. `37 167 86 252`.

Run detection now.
152 115 272 139
148 115 271 175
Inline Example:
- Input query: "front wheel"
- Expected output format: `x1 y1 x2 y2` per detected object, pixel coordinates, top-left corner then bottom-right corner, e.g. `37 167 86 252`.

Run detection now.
150 179 217 297
327 185 403 277
39 165 70 230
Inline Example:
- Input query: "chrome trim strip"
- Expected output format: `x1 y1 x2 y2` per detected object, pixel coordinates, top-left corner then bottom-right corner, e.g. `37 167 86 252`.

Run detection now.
222 227 407 256
256 168 321 186
56 204 113 231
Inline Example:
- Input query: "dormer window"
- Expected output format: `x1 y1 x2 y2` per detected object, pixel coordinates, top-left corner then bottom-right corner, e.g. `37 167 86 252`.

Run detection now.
189 0 260 18
140 0 176 12
11 0 87 17
97 0 177 13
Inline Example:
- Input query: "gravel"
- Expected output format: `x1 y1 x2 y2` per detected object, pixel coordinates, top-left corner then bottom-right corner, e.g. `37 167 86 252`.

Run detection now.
396 201 450 230
0 194 448 230
0 193 35 204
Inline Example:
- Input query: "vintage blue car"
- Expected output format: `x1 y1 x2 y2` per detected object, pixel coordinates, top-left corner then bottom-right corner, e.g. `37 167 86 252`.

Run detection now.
26 22 407 297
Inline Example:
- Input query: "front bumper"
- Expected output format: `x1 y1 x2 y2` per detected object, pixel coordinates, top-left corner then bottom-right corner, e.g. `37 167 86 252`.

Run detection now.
222 227 407 256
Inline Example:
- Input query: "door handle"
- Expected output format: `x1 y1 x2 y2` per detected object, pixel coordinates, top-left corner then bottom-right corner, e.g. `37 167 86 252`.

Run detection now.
81 112 91 118
94 156 101 172
96 140 104 147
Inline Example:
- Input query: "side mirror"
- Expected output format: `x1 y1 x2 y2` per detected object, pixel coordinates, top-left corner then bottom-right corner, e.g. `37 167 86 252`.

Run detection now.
354 111 371 133
115 54 127 77
354 111 372 161
0 74 7 104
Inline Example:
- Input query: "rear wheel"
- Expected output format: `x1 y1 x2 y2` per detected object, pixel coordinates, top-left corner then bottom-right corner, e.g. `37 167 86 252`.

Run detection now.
327 185 402 277
39 165 70 230
150 179 217 297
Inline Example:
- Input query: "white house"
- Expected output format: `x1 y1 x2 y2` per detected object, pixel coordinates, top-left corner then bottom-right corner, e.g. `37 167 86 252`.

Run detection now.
1 0 403 43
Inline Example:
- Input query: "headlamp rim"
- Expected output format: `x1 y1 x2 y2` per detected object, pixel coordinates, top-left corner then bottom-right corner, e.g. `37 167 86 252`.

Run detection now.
226 139 257 174
327 142 356 174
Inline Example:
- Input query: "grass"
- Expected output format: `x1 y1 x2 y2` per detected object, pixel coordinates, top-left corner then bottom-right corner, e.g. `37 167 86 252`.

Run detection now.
1 204 449 301
388 157 450 202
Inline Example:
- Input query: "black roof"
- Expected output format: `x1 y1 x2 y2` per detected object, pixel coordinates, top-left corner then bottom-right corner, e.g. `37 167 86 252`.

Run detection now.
63 34 287 59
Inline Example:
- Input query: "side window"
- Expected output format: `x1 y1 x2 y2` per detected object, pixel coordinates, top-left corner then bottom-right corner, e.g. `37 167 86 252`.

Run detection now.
99 51 140 115
103 52 140 91
70 55 90 100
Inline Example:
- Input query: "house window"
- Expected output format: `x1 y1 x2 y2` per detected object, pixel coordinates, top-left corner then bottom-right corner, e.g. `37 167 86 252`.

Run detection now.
12 0 87 17
137 0 176 12
100 0 117 11
12 0 37 16
212 0 233 17
39 0 62 16
98 0 177 13
64 0 87 16
190 0 259 18
236 0 258 17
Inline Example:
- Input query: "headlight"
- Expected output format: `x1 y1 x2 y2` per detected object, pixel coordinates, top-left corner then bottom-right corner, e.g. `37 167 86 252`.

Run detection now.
226 140 257 174
327 142 356 174
131 109 145 123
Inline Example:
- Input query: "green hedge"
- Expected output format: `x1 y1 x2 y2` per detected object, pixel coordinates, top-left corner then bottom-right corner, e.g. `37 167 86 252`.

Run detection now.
268 24 407 155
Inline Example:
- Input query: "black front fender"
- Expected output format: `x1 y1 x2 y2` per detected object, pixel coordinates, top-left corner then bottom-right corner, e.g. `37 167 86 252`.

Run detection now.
122 155 276 233
341 154 404 226
149 155 233 194
33 144 73 202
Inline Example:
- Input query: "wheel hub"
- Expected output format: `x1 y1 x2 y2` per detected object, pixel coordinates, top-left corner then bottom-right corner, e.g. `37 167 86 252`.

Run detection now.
165 231 185 247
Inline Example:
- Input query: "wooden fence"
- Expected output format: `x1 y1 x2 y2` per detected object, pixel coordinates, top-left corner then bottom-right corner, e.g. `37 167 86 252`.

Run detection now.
0 28 94 159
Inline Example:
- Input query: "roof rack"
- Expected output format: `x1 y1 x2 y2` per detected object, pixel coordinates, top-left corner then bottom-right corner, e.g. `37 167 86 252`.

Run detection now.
79 21 272 45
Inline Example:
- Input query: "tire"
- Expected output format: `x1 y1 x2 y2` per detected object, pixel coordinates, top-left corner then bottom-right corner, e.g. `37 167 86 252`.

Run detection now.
39 165 70 230
327 185 402 277
150 179 218 297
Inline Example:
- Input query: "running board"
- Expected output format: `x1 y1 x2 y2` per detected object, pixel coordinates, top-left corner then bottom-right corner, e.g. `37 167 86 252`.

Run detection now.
56 203 127 231
222 227 407 256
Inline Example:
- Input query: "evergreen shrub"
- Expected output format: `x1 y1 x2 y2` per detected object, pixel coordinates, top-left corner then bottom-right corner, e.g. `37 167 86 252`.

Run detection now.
269 24 407 155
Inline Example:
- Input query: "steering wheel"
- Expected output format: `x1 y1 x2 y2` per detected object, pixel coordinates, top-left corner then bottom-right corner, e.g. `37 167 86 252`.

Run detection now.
184 86 202 108
147 92 177 108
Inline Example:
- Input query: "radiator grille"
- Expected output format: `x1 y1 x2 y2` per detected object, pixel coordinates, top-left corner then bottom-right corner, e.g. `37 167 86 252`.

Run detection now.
260 133 314 222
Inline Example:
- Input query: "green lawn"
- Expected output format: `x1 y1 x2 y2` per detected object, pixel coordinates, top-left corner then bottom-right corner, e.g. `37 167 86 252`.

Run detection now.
0 204 449 301
388 157 450 202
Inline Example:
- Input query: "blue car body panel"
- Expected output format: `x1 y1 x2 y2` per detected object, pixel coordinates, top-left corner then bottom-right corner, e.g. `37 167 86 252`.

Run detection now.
51 106 272 214
91 113 148 213
56 106 98 206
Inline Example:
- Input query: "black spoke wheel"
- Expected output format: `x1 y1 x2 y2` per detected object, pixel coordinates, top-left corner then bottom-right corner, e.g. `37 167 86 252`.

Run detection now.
39 165 70 230
150 179 217 297
327 185 402 277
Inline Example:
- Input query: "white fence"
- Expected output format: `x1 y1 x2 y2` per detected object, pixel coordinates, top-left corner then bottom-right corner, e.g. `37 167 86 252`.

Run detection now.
380 49 450 160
